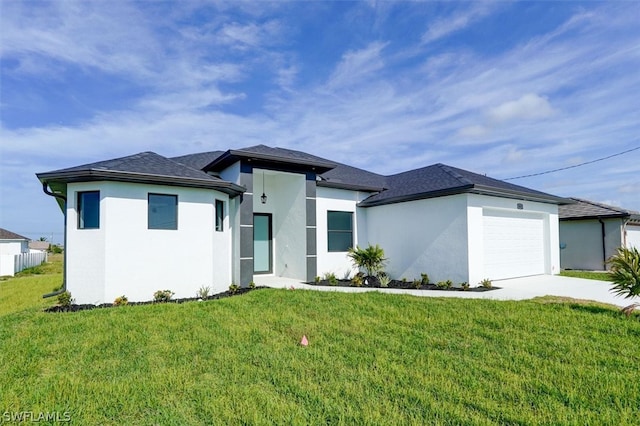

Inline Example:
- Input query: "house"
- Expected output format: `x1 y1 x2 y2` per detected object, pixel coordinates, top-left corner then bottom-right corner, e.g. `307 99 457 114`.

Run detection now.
0 228 30 255
559 198 640 271
29 241 51 252
0 228 40 277
37 145 570 304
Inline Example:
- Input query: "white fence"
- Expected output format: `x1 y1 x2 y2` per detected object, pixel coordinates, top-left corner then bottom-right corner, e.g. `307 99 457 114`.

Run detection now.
0 252 48 277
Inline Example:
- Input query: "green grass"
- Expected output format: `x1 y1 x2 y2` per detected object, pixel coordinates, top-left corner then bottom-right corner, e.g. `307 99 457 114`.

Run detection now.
0 254 61 316
1 262 639 424
560 269 613 281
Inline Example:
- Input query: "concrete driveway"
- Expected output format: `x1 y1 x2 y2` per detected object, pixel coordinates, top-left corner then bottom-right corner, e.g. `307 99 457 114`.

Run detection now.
491 275 631 307
255 274 636 307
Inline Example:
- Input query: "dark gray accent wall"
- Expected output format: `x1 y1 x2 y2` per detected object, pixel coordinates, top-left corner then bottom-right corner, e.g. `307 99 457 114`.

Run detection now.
306 257 317 282
239 162 254 286
306 228 317 256
306 199 316 226
240 259 254 286
240 194 253 226
306 178 316 198
240 227 254 259
306 173 317 282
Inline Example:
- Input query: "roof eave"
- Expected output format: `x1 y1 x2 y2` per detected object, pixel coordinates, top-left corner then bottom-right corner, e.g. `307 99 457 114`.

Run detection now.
559 212 630 221
205 149 336 173
470 185 572 205
358 185 474 207
36 169 245 196
317 180 385 193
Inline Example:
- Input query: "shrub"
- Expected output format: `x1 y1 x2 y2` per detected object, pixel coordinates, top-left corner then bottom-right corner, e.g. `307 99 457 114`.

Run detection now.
347 244 387 277
249 281 256 289
608 247 640 299
197 286 211 299
420 273 429 285
50 244 63 254
436 280 453 289
314 276 321 283
378 274 391 288
153 290 174 303
57 291 73 307
480 278 492 289
351 274 364 287
323 272 338 286
461 282 470 291
413 279 422 289
113 295 129 306
228 283 241 294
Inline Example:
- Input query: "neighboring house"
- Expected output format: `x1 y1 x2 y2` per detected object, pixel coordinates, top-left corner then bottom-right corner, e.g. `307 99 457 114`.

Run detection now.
0 228 46 277
0 228 29 255
559 198 640 271
37 145 570 304
29 241 51 252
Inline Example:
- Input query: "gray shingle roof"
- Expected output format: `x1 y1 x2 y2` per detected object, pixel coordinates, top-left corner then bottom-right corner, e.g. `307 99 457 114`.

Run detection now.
559 198 640 220
0 228 29 240
359 163 568 207
37 152 245 195
171 151 224 170
38 145 568 206
318 163 387 191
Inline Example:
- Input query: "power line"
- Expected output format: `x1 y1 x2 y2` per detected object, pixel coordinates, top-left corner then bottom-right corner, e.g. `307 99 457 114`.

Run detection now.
504 144 640 180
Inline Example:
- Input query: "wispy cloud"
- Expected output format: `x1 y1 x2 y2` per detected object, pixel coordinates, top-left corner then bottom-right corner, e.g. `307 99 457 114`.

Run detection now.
1 1 639 239
421 2 499 45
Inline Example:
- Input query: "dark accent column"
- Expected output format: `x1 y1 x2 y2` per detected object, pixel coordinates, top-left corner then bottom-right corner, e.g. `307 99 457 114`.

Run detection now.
239 163 254 286
305 172 317 282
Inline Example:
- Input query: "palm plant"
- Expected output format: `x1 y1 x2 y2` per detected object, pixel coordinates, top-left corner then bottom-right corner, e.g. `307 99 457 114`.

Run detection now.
608 247 640 299
347 244 387 277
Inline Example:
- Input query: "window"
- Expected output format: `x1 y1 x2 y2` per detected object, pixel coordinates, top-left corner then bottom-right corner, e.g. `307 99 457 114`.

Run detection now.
327 211 353 252
148 194 178 230
77 191 100 229
215 199 224 232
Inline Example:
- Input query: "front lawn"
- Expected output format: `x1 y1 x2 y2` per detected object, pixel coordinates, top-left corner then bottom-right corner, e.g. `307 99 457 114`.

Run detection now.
560 269 613 281
1 261 638 424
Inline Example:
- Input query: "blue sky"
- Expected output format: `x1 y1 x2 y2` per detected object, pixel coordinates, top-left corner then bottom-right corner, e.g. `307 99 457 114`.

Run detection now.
1 1 639 243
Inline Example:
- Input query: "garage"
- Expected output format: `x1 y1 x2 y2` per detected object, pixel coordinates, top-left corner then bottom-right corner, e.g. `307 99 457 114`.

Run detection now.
627 224 640 250
483 209 547 280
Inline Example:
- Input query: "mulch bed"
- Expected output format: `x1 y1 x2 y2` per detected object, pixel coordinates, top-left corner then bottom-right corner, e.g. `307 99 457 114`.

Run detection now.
44 286 266 313
308 276 498 292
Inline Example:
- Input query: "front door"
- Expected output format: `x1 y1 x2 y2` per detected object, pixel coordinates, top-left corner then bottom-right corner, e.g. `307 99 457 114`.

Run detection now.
253 213 273 274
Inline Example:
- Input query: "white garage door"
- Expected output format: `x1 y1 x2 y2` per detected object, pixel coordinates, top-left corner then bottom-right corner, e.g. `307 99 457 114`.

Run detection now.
627 225 640 250
483 209 546 280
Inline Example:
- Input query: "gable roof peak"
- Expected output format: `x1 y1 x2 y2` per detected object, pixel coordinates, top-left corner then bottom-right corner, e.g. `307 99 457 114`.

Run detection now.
0 228 29 240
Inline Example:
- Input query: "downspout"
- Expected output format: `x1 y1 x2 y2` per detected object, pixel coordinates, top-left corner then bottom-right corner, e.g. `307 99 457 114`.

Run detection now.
41 182 67 298
598 218 606 270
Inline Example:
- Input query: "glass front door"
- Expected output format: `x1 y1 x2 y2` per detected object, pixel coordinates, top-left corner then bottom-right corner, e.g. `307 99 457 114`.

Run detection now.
253 213 272 274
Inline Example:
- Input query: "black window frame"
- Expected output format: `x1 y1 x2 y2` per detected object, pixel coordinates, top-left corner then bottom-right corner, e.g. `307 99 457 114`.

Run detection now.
77 191 100 229
215 199 224 232
327 210 354 252
148 193 178 230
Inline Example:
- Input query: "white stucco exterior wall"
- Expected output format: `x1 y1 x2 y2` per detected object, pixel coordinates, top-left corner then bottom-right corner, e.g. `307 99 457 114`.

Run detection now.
0 240 28 255
66 181 232 304
316 187 371 278
365 194 470 283
66 182 107 304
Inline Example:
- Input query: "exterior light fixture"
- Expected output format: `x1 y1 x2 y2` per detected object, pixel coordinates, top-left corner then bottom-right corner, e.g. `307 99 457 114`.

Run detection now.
261 171 267 204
